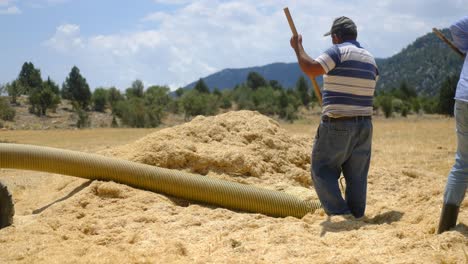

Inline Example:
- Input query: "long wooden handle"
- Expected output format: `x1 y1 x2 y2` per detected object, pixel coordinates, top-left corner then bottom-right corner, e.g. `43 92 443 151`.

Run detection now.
433 28 466 58
284 7 298 36
283 7 322 106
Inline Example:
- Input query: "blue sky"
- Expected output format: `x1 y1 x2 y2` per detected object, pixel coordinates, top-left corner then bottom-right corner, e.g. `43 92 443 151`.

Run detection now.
1 0 467 91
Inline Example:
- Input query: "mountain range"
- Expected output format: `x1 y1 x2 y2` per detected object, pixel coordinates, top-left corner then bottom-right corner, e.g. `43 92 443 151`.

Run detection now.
184 62 323 91
185 29 464 96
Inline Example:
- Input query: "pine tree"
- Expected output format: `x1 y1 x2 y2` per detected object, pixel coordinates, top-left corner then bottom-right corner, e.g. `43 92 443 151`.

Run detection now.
246 72 267 90
398 81 417 99
438 75 458 116
6 81 21 104
92 88 108 112
62 66 91 109
44 77 60 95
296 76 311 107
18 62 42 95
126 79 144 98
108 87 123 113
194 79 210 94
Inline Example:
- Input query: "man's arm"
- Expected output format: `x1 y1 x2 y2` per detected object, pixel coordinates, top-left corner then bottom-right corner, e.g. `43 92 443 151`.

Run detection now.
290 35 326 77
450 16 468 53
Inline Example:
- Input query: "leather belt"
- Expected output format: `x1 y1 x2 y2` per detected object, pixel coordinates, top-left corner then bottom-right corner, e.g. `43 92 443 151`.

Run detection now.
321 115 372 122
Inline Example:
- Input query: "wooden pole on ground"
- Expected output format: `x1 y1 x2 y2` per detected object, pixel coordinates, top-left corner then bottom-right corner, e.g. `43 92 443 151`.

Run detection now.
432 28 466 58
283 7 323 106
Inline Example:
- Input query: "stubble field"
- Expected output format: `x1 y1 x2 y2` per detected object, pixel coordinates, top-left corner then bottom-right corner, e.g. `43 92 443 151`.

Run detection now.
0 111 466 263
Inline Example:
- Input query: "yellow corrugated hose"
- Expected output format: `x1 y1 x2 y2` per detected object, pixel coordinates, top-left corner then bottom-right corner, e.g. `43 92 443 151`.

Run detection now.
0 143 321 218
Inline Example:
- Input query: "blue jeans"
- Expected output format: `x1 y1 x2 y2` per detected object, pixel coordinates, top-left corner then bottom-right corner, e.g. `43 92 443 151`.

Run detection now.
311 118 372 218
444 100 468 206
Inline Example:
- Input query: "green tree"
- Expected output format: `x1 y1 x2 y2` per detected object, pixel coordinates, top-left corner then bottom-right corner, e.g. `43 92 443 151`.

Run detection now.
29 85 60 116
181 90 218 120
115 98 146 128
232 84 254 110
392 98 404 113
246 72 267 90
438 75 458 116
411 98 421 114
92 88 109 112
278 90 289 117
269 80 283 90
295 76 311 108
175 87 185 97
398 81 417 99
401 104 409 117
421 96 438 114
61 82 72 100
62 66 91 109
252 86 278 115
194 79 210 94
108 87 123 112
380 96 394 118
167 100 181 114
5 81 21 104
17 62 42 95
73 103 90 128
44 77 60 95
213 88 222 97
126 79 144 98
0 97 15 121
278 90 301 121
144 85 171 127
219 90 232 109
113 85 171 128
145 86 170 106
42 79 60 115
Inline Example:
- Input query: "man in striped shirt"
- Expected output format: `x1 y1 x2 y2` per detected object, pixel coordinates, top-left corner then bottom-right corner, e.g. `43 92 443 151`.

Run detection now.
290 16 379 219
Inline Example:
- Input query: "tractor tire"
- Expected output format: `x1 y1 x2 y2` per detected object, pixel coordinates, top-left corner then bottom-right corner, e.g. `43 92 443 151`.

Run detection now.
0 180 14 229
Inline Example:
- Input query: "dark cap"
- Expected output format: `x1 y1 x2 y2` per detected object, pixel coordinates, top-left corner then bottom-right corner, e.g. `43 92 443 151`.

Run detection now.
324 16 357 37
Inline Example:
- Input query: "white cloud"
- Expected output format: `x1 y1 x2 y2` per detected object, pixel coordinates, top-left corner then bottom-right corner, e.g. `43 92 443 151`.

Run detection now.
0 0 19 14
89 30 164 55
153 0 191 5
0 5 20 14
25 0 70 9
142 11 171 22
43 0 468 90
0 0 13 6
45 0 70 4
44 24 84 52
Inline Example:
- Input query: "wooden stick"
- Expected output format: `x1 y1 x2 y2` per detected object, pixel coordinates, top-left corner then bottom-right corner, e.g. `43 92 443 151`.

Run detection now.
432 28 466 58
283 7 323 106
284 7 298 36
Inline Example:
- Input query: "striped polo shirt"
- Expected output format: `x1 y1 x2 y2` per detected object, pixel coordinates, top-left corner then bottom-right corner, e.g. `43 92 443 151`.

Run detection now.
315 40 379 117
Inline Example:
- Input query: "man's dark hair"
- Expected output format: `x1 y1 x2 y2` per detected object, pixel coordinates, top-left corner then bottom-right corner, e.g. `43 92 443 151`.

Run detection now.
325 16 358 40
335 29 357 40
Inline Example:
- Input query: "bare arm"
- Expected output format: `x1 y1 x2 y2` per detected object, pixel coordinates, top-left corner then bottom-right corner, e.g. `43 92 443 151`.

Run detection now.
290 35 326 77
450 16 468 54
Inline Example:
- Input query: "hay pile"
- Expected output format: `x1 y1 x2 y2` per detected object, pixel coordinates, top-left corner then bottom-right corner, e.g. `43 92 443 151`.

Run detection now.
0 111 467 263
102 110 313 191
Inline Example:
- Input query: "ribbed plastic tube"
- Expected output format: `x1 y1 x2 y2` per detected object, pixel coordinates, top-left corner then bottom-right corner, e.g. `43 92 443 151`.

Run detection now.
0 143 321 218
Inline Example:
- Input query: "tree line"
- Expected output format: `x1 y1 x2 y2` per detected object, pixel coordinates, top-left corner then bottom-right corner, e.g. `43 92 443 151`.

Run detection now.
0 61 460 129
374 74 458 118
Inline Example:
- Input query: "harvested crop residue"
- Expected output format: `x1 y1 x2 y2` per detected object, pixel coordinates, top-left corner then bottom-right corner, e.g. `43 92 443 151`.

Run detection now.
102 111 314 194
0 111 467 263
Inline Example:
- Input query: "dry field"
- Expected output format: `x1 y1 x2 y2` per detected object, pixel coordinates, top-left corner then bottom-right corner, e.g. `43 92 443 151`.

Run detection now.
0 111 466 263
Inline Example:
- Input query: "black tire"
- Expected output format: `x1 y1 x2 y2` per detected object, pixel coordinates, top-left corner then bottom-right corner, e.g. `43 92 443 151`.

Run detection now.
0 180 14 229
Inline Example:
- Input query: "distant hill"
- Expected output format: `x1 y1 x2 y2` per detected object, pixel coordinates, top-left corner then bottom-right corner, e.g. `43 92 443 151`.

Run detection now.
184 62 323 91
376 28 464 96
185 29 464 96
